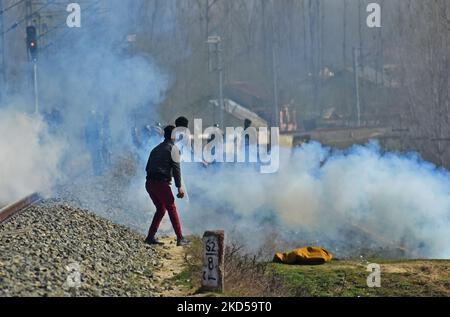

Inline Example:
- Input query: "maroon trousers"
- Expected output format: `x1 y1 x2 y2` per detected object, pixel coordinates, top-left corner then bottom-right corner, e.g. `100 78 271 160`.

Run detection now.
146 180 183 239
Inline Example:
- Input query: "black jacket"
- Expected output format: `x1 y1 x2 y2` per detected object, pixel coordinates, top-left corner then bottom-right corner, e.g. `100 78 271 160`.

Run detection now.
146 140 182 188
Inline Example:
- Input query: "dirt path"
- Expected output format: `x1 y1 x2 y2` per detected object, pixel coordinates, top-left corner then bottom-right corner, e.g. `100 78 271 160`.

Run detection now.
151 236 192 297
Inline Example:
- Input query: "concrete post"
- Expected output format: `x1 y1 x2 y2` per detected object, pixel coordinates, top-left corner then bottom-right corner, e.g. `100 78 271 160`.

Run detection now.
201 230 225 293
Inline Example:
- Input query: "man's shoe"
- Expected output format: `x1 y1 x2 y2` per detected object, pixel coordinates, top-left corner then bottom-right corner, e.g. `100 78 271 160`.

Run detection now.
145 237 164 246
177 238 190 247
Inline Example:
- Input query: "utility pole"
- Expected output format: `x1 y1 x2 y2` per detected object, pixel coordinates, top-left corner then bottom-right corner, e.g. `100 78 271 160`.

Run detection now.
207 35 224 129
353 47 361 127
25 1 40 114
26 0 32 26
32 59 38 114
0 0 6 100
27 25 39 114
270 0 279 127
343 0 347 68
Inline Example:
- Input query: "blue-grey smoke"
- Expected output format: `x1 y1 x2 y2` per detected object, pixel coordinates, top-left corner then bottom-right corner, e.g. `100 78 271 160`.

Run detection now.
0 1 172 208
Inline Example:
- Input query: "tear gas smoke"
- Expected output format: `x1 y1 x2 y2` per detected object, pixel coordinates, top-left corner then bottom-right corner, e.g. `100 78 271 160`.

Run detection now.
180 142 450 259
0 1 449 260
0 108 65 204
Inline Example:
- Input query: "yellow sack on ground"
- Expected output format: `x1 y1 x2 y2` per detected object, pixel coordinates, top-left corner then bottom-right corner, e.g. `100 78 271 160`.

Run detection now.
273 247 333 265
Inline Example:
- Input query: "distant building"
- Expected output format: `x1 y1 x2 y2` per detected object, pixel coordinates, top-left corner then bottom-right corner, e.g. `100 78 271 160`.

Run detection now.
224 82 272 124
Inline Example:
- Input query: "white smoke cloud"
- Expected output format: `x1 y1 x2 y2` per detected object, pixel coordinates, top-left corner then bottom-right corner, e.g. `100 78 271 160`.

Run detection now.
180 142 450 259
0 108 65 204
0 0 171 211
0 1 172 229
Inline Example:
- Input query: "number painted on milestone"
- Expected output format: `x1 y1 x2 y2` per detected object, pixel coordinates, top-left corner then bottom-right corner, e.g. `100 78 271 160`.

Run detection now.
367 263 381 288
202 236 219 288
66 3 81 28
206 239 216 252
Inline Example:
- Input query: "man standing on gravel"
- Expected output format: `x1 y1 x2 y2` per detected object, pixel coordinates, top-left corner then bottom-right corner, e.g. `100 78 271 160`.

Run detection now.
145 125 189 247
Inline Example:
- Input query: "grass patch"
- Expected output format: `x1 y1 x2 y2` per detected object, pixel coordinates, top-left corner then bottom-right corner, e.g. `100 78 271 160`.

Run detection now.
167 236 203 294
269 260 450 297
177 237 450 297
171 268 194 289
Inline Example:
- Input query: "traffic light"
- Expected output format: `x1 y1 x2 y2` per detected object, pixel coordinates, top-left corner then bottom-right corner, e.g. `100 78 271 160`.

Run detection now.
26 26 38 61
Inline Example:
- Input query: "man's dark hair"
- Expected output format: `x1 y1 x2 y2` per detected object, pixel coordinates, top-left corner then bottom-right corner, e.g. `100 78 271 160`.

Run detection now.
164 125 176 140
244 119 252 130
175 116 189 128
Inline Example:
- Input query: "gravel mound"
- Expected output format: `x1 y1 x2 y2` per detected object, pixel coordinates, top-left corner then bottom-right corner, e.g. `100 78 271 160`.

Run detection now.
54 155 157 235
0 200 166 297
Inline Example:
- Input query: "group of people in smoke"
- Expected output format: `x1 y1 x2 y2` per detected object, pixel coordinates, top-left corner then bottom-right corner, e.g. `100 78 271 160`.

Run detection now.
85 109 161 177
144 116 258 247
82 110 192 246
80 109 255 247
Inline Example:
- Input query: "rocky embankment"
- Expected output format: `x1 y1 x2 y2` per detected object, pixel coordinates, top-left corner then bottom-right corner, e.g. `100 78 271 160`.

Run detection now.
0 200 189 297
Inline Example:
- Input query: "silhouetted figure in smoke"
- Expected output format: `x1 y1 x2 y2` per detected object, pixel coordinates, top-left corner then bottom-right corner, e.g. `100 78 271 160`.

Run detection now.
175 116 190 158
43 109 63 135
100 114 112 169
85 110 101 175
174 116 193 202
85 110 107 176
151 123 164 138
206 123 221 161
244 118 252 146
239 119 253 163
132 123 163 151
145 125 189 247
244 118 252 130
